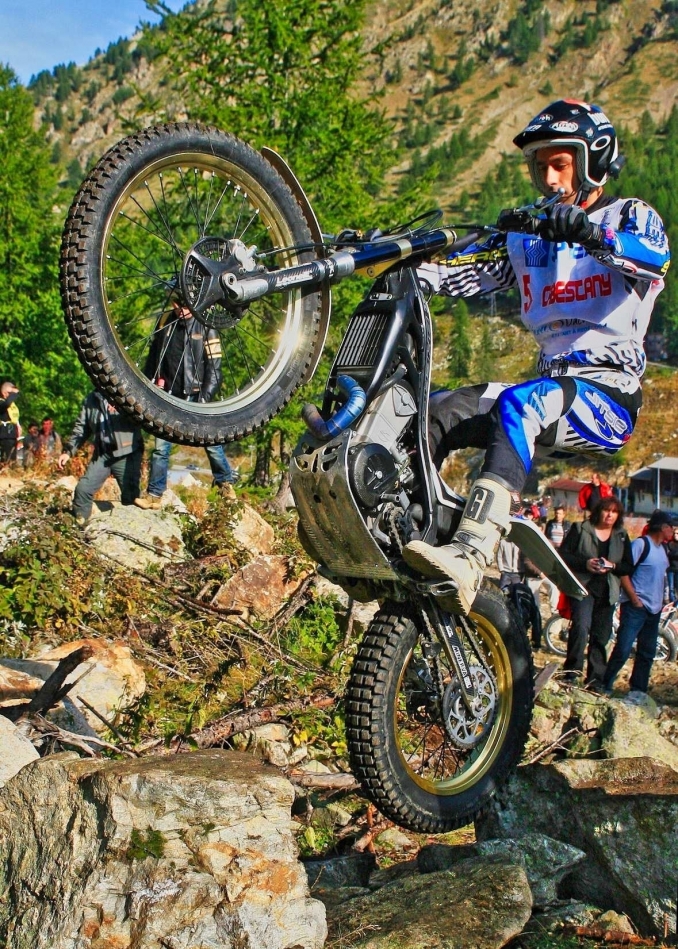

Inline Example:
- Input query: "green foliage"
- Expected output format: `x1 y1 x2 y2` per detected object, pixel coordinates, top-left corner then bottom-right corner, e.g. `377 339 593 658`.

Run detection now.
127 827 166 861
112 86 134 106
0 66 89 431
149 0 393 233
446 299 472 384
606 107 678 356
104 37 134 82
283 597 343 664
504 5 550 65
0 491 105 629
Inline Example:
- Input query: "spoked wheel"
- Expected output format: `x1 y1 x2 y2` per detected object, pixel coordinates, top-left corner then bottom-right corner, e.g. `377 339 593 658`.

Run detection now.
60 123 324 444
346 582 534 833
544 613 570 657
656 628 678 662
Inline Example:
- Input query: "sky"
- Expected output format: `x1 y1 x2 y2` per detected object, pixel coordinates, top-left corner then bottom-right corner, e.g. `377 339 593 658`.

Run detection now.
0 1 188 85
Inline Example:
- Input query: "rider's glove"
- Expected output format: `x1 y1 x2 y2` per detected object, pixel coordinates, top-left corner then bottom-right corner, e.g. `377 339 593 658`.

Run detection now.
496 208 535 233
535 204 605 249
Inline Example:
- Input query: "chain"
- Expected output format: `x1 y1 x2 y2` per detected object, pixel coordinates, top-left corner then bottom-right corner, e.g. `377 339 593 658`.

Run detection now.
386 505 404 554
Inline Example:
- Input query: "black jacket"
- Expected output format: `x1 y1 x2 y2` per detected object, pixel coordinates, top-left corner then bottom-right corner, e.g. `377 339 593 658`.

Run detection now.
64 392 143 459
560 519 633 605
144 311 222 402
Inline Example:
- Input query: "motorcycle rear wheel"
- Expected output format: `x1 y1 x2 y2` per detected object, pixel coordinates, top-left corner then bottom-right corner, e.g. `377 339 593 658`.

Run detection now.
60 123 323 444
346 582 534 833
656 627 677 662
544 613 569 657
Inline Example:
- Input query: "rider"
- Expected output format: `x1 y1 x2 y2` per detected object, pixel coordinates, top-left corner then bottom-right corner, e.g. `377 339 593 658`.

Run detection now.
402 99 670 615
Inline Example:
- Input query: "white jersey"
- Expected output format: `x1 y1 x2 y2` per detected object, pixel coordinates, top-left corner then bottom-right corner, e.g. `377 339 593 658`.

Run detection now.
419 195 670 380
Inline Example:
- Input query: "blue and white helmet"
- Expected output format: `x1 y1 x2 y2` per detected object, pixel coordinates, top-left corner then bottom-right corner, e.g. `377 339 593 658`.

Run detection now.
513 99 620 196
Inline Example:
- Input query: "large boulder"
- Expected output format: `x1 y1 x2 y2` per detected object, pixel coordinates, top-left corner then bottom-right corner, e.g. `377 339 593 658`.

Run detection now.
0 638 146 733
418 832 586 909
326 856 532 949
529 684 678 769
0 715 38 787
476 756 678 936
212 554 310 620
0 750 326 949
85 503 187 571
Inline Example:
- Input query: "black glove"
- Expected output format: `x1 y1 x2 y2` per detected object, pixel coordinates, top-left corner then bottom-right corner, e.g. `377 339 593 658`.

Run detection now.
496 208 536 234
535 204 604 248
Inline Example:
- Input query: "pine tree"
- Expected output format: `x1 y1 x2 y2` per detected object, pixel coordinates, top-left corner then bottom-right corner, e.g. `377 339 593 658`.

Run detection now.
0 65 88 428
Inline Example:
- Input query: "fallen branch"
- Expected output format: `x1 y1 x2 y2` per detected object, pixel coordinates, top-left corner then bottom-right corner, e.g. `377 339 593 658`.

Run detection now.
189 693 336 748
523 725 599 766
269 574 316 629
75 694 139 755
288 772 359 791
353 807 391 853
28 713 136 758
564 924 656 945
0 645 94 723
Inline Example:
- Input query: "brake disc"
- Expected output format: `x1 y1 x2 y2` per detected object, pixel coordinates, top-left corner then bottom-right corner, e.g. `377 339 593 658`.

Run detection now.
442 665 497 749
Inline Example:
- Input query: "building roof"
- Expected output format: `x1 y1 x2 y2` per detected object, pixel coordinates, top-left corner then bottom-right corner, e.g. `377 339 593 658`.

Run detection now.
629 456 678 479
548 478 587 492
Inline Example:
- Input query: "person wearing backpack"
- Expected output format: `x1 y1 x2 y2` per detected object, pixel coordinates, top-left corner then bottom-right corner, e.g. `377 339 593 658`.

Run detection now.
602 509 675 703
559 496 634 688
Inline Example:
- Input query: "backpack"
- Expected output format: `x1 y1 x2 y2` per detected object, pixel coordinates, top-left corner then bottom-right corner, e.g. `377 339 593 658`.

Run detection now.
632 535 651 575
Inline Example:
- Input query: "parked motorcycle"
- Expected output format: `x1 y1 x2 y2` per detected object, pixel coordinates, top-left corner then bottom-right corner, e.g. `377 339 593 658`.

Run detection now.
60 124 587 832
544 602 678 662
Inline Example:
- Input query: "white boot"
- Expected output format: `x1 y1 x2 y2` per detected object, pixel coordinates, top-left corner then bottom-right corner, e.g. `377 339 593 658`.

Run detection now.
402 476 513 615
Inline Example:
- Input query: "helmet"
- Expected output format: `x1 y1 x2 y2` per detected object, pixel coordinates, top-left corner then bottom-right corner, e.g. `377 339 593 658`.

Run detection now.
513 99 620 197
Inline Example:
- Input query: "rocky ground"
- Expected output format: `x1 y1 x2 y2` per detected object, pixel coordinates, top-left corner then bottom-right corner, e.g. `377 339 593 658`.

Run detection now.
0 466 676 949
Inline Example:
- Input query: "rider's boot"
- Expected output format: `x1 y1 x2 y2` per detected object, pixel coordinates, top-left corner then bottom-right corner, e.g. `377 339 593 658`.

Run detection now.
402 475 513 615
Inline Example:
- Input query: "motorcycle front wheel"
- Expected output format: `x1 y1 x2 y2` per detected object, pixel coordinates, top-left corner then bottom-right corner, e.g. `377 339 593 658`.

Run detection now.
346 582 534 834
60 123 323 444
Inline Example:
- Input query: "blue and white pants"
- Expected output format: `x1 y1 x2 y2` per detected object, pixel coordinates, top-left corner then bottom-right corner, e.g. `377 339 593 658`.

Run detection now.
429 370 641 492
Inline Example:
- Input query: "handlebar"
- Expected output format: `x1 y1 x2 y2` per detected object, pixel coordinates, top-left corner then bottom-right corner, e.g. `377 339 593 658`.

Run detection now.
221 226 466 305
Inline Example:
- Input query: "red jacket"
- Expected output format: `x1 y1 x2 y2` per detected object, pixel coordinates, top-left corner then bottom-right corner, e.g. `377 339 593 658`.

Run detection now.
578 480 614 511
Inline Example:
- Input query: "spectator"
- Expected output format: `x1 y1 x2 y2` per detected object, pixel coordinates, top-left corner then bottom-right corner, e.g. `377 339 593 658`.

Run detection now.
0 381 20 463
559 496 633 688
497 536 522 591
545 505 572 549
38 417 62 461
58 391 143 525
23 421 41 468
667 525 678 604
538 498 549 525
135 300 238 510
578 472 614 516
603 510 675 703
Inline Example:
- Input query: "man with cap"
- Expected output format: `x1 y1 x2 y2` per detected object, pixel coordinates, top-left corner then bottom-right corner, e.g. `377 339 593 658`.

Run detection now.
603 509 675 703
401 99 670 616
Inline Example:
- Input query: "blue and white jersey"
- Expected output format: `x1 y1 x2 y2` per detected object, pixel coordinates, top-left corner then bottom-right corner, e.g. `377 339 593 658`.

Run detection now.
419 195 670 380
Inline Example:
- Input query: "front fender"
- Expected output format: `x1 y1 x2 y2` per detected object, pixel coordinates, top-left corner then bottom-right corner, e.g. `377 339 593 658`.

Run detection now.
507 517 587 600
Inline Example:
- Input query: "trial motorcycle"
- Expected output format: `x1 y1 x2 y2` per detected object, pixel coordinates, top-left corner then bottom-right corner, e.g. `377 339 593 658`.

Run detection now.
60 123 586 832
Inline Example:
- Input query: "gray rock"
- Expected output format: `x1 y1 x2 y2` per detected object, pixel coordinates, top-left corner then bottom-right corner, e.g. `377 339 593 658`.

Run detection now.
0 750 326 949
529 902 603 934
476 756 678 936
418 832 585 908
0 714 38 787
305 853 376 892
327 856 532 949
374 827 418 853
85 502 187 571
